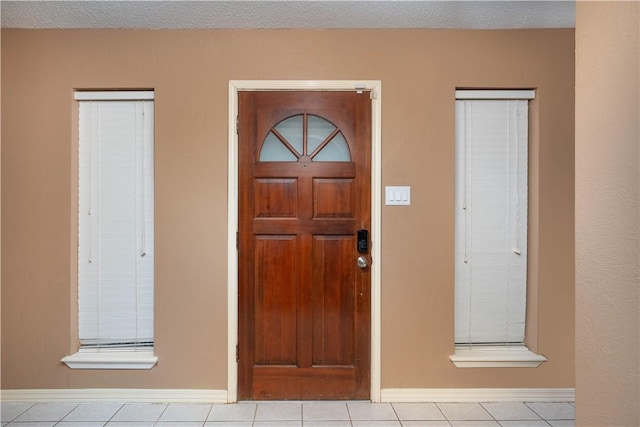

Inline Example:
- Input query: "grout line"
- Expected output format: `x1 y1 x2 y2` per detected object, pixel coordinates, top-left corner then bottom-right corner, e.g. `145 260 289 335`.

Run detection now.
252 401 258 427
434 402 451 424
479 402 504 425
48 402 81 426
51 405 75 427
345 401 354 427
107 402 126 425
524 402 544 421
203 402 215 425
390 401 401 425
479 402 498 423
1 402 34 423
389 402 429 426
152 403 168 426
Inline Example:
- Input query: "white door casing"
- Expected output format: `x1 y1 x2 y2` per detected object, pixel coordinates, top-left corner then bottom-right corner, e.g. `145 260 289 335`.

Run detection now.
227 80 382 402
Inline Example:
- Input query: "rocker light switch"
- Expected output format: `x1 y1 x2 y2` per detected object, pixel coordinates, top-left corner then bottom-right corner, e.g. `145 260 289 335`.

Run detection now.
385 186 411 205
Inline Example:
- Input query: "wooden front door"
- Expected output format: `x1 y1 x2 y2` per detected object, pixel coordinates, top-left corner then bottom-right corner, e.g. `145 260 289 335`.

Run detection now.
238 91 372 400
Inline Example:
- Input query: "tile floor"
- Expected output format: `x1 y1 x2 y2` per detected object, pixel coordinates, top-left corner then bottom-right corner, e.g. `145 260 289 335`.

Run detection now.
1 401 575 427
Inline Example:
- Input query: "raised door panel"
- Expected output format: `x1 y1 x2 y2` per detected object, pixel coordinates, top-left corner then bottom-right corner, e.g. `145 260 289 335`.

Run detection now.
253 235 298 365
313 178 355 219
254 178 298 218
311 235 356 366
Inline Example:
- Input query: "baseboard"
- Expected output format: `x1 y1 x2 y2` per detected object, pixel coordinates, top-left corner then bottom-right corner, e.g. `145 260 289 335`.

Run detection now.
1 388 574 403
0 389 228 403
381 388 575 402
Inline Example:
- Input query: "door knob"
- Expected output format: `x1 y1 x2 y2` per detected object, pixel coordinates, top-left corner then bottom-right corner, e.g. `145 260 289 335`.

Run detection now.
357 256 368 269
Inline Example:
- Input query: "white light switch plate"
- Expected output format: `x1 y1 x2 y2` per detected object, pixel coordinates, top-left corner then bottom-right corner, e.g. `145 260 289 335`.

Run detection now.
385 186 411 205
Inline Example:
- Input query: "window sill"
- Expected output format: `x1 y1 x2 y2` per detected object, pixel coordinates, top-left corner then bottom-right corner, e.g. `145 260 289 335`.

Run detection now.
450 345 546 368
61 349 158 370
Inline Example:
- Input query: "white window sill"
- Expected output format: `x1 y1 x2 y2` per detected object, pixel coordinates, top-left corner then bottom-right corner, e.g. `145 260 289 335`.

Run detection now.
61 349 158 370
450 345 547 368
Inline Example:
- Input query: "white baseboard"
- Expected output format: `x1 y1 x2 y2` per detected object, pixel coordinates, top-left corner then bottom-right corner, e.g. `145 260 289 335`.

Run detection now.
1 388 574 403
381 388 575 402
0 389 228 403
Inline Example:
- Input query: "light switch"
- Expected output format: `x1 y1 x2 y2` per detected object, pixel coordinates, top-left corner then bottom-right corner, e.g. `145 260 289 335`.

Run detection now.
385 186 411 205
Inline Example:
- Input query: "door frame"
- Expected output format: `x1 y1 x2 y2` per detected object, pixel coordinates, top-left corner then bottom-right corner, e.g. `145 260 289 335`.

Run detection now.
227 80 382 402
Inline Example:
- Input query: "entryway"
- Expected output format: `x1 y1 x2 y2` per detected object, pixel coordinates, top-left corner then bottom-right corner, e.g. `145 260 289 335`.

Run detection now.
237 90 370 400
227 81 382 402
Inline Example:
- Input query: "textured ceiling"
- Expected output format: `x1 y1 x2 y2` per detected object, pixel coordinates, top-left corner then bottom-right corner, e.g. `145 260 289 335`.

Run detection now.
1 1 575 30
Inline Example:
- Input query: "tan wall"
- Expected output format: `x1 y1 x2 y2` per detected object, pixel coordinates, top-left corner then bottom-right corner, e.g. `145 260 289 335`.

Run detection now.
1 29 574 391
575 3 639 425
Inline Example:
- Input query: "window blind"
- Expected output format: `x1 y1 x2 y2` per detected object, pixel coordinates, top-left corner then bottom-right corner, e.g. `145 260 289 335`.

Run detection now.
77 94 154 348
454 97 529 345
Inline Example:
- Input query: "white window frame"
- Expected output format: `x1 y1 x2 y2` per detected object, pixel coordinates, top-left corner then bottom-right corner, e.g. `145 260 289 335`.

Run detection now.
450 89 545 368
62 91 157 370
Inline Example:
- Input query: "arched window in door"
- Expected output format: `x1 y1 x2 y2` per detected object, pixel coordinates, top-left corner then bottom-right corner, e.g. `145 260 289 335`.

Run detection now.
259 114 351 162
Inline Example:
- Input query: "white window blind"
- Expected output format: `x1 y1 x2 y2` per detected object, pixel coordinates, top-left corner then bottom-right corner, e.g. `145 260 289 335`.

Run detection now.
77 92 154 349
454 94 530 345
